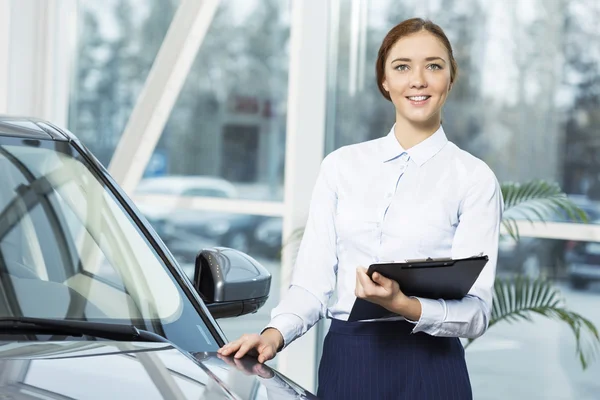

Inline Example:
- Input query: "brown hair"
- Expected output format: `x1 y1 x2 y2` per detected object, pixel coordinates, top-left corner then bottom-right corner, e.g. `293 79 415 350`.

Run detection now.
376 18 458 101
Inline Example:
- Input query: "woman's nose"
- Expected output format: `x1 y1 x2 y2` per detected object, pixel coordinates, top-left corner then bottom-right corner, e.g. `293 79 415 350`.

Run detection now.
410 68 427 89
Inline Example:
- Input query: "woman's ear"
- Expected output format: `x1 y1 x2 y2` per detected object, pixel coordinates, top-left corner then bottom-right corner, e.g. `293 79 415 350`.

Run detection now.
382 79 389 92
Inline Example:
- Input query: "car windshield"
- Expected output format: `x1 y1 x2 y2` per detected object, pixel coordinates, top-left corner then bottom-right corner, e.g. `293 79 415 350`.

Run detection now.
0 135 218 352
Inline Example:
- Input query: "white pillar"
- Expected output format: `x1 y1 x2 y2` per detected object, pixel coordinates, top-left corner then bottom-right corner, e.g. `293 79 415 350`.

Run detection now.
108 0 220 194
277 0 330 393
6 0 76 126
0 0 9 113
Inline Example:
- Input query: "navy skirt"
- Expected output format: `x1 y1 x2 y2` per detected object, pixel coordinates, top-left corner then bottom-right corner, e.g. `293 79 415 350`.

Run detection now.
317 319 472 400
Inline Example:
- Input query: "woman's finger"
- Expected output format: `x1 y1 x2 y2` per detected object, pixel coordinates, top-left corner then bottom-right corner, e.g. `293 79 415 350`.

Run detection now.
234 338 259 359
218 339 242 356
372 272 392 289
257 345 276 364
357 270 376 293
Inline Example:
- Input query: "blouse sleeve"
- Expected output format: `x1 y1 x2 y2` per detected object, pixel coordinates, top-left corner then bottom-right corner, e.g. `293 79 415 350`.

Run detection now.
411 164 504 338
263 153 339 348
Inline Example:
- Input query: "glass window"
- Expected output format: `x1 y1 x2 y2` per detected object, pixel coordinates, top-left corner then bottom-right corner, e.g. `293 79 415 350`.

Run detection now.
0 136 216 352
326 0 600 218
137 204 283 278
143 0 291 202
68 0 178 166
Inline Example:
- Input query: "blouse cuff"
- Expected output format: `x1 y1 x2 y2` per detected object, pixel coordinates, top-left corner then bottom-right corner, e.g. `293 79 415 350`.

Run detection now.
262 314 304 350
410 297 447 334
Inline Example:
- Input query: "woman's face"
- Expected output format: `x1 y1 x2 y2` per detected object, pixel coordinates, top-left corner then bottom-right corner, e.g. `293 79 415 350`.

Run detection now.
382 31 452 127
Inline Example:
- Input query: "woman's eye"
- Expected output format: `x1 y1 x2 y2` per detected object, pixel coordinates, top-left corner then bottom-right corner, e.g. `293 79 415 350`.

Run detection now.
428 64 443 70
394 64 409 71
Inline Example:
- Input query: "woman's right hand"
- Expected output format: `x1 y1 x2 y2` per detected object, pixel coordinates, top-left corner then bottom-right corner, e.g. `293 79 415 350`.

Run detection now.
217 328 283 364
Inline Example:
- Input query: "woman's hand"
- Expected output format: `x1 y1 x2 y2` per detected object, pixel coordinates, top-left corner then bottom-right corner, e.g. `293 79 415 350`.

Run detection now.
355 267 422 321
217 328 283 364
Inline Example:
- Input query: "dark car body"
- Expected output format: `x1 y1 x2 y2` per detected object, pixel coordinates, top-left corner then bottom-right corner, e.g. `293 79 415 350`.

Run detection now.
163 210 268 256
565 229 600 290
497 236 567 278
253 217 284 259
0 116 316 399
0 341 313 399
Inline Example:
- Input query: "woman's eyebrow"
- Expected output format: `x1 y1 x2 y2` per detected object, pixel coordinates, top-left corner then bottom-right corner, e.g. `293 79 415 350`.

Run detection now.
390 57 447 63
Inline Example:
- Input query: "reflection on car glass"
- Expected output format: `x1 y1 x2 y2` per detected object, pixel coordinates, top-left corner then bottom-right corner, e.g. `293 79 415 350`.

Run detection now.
0 140 216 353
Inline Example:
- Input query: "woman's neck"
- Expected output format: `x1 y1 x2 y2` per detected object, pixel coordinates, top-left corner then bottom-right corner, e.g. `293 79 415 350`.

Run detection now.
393 117 441 150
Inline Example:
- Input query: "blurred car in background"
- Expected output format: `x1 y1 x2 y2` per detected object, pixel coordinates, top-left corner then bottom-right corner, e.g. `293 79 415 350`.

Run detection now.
136 175 238 201
253 217 283 259
497 195 600 279
134 176 276 264
565 218 600 290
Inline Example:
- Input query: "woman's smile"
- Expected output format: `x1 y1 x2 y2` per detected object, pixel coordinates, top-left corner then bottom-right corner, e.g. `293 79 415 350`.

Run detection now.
406 95 432 106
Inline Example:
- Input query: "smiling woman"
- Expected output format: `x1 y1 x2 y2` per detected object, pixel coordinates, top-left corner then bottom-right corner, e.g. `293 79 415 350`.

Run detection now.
219 17 503 400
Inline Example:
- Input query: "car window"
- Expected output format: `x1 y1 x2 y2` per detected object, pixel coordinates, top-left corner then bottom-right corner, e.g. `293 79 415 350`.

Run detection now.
0 137 217 351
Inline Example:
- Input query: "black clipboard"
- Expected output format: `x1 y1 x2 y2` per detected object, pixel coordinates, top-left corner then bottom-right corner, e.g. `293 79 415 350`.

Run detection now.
347 255 489 322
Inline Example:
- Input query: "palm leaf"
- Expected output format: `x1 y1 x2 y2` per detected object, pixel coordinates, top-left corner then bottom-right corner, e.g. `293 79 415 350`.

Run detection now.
465 277 600 369
501 180 588 241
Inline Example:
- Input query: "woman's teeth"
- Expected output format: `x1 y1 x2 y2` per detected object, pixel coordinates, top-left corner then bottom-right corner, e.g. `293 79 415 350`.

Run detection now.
408 96 430 101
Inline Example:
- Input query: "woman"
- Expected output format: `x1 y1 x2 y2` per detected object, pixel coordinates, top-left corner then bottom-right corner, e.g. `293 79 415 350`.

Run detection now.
218 18 503 399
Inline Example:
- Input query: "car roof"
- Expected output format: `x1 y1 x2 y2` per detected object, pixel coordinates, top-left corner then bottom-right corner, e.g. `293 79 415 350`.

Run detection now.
0 115 73 141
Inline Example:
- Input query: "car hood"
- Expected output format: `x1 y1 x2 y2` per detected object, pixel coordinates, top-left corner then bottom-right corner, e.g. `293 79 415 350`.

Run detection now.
0 341 316 399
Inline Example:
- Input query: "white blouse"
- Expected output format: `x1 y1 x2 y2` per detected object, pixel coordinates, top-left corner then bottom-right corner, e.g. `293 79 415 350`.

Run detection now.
266 125 504 348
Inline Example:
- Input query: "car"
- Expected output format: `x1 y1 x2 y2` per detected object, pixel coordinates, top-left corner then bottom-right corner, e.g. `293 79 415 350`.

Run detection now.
0 116 316 399
136 175 239 201
133 176 269 256
565 219 600 290
253 217 284 259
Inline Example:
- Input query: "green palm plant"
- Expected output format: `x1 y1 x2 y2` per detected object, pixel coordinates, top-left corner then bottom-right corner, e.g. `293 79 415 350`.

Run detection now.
467 275 599 369
465 180 600 369
282 180 600 369
500 180 588 240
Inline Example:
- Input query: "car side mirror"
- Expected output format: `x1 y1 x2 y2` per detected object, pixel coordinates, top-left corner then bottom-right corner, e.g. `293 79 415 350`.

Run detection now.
194 247 271 319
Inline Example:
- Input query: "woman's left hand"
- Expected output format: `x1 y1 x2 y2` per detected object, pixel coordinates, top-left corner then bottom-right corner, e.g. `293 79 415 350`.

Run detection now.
355 267 423 320
355 267 406 313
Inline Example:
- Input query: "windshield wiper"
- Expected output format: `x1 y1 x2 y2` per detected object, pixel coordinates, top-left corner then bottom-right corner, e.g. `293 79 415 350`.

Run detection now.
0 317 170 343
